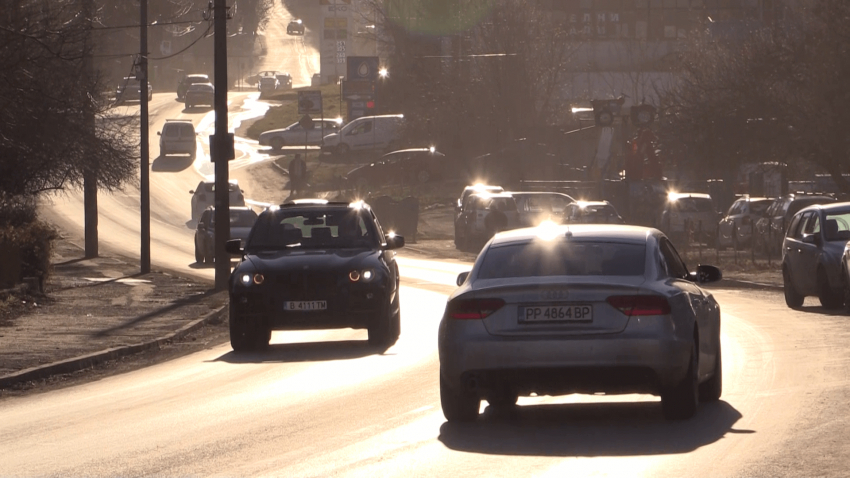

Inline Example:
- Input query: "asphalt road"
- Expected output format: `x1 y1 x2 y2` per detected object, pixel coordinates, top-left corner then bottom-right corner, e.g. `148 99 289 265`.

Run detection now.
12 2 850 476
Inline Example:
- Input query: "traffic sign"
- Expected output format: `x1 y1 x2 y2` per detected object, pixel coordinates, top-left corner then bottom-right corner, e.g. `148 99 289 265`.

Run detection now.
297 90 323 114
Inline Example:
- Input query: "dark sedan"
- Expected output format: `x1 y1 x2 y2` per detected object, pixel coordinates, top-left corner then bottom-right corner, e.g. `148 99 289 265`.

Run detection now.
345 148 449 191
194 207 258 264
225 199 405 352
185 83 214 108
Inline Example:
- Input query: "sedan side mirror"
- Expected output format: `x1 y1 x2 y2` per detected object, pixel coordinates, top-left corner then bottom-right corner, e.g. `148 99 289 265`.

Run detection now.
456 271 470 286
689 264 722 284
157 131 161 136
225 239 243 255
385 235 405 250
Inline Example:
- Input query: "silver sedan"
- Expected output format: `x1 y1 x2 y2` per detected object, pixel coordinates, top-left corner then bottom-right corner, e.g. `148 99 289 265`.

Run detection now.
438 224 723 422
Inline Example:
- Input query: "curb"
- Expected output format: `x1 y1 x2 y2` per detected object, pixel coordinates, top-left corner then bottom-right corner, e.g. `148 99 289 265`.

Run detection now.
0 302 228 390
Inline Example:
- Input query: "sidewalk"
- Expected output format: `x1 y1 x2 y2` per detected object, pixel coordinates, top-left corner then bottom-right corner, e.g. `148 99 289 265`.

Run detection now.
0 237 228 390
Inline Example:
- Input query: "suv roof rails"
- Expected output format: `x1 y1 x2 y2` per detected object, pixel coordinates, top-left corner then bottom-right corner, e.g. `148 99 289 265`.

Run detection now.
279 199 352 207
165 118 192 122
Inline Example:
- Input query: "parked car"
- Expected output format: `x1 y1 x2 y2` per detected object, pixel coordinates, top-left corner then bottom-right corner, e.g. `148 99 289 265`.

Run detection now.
258 118 342 150
225 198 405 351
345 148 450 190
454 192 519 251
563 200 625 224
176 74 210 101
158 119 196 160
842 242 850 313
716 196 773 250
115 77 152 104
194 206 258 264
190 179 246 219
755 194 837 256
287 19 305 35
439 224 723 422
311 73 322 87
509 191 575 227
321 114 405 156
782 202 850 309
184 82 214 108
276 73 293 89
659 192 719 245
454 185 505 249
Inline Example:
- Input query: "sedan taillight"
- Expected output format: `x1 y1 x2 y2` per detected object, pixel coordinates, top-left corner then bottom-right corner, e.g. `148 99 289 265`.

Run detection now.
607 295 671 316
446 298 505 320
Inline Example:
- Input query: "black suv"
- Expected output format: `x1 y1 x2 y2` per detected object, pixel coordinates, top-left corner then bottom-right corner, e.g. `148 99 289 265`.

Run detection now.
225 199 405 352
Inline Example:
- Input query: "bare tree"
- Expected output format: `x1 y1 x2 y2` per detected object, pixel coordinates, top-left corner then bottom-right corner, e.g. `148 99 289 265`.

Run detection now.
0 0 137 200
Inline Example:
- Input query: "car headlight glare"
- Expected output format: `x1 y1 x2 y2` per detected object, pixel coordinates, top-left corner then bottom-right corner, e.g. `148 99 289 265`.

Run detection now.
241 273 264 285
349 269 376 282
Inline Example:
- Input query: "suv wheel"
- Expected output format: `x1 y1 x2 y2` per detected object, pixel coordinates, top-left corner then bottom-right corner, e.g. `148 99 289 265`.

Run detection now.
440 372 480 422
194 242 203 263
661 342 699 420
783 266 804 308
368 296 399 348
229 303 269 352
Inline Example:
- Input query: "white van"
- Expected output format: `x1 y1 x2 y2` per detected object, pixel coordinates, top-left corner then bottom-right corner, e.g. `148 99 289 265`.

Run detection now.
158 119 197 160
322 114 404 156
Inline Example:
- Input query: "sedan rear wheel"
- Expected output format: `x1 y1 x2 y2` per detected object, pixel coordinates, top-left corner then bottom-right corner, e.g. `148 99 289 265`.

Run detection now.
783 267 804 308
699 342 722 402
440 372 480 422
818 268 843 309
661 342 699 420
270 137 285 150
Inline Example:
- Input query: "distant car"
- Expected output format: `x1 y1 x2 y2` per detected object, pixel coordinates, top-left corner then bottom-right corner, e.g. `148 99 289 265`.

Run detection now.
176 74 210 101
194 207 258 264
184 83 214 108
287 19 305 35
115 77 152 104
563 200 625 224
225 199 405 352
258 118 342 150
454 192 519 251
454 184 505 249
659 192 718 245
509 191 576 227
190 179 246 219
258 76 279 97
158 119 196 160
438 224 723 422
321 114 405 156
716 196 773 250
344 148 450 190
276 73 293 89
311 73 322 87
782 202 850 309
755 194 837 256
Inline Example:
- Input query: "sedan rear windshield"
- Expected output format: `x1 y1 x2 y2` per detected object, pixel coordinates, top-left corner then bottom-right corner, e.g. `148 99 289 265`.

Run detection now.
477 241 646 279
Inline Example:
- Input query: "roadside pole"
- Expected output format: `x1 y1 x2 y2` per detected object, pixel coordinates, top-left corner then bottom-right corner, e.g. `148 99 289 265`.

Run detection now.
140 0 151 273
213 0 231 291
83 0 98 259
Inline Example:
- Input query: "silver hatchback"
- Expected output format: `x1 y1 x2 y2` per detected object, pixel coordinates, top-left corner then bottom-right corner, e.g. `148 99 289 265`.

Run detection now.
438 224 723 422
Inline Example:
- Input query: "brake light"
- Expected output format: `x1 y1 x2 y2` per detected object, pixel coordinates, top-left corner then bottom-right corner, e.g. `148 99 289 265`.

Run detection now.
446 298 505 320
607 295 671 316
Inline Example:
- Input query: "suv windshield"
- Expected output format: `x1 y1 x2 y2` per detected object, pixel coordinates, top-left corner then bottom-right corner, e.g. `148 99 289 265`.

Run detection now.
673 198 714 212
247 208 379 250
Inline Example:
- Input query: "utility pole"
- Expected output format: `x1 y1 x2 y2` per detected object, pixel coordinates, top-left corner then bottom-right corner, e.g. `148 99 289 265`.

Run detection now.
83 0 97 258
213 0 231 290
140 0 151 273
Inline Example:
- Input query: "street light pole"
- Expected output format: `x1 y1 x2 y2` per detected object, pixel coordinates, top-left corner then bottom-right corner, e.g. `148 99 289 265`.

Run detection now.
213 0 231 290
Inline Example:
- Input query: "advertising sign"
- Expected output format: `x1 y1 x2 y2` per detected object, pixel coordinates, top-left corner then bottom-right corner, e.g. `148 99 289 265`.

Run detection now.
347 56 379 82
297 90 323 115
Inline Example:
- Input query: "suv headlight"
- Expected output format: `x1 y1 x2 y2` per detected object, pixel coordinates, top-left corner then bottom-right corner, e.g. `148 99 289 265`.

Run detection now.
240 273 264 286
349 269 376 283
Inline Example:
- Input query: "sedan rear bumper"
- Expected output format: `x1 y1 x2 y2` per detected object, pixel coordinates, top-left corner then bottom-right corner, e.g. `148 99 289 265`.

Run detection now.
439 317 691 396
